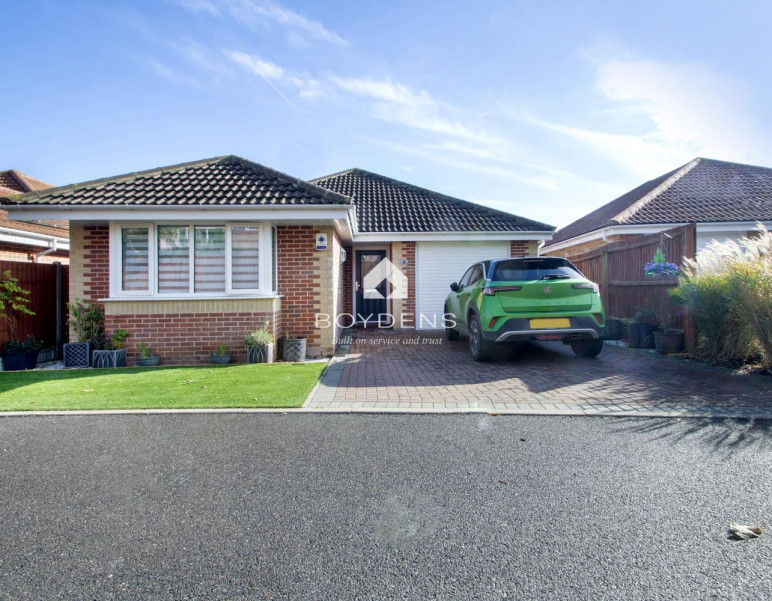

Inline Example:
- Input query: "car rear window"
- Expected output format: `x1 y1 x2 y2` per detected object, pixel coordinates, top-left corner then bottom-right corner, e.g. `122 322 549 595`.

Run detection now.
491 258 584 281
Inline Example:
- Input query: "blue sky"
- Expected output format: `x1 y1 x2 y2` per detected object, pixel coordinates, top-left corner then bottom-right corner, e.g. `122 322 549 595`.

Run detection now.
2 0 772 228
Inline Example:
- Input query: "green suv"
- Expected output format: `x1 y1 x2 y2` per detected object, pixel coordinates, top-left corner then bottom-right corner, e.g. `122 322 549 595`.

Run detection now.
444 257 606 361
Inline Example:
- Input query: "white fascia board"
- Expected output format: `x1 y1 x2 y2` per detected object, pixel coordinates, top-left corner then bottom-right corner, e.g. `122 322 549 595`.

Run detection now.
696 221 772 233
353 231 554 243
5 204 352 221
0 229 70 250
544 224 688 253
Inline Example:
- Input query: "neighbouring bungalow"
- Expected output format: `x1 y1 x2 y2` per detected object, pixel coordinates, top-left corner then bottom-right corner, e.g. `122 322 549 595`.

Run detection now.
0 169 68 263
2 156 553 363
542 158 772 258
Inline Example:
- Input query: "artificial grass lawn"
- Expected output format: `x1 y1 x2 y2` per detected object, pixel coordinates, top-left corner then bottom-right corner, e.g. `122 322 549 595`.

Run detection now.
0 362 327 411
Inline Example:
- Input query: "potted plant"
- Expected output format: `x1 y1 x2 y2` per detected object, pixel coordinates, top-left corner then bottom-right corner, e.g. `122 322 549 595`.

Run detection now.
137 341 160 366
644 247 679 279
64 300 104 367
92 329 130 368
654 316 685 354
627 308 659 349
245 322 274 363
605 316 624 341
210 343 231 365
0 270 41 371
282 328 307 362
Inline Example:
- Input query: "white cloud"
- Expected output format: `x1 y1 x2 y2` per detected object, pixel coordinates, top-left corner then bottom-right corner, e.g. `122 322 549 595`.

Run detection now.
332 76 506 148
176 0 347 47
520 50 769 178
225 50 321 101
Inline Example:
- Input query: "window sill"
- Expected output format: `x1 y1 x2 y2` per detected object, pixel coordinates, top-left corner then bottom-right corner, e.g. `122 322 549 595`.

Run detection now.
101 294 283 302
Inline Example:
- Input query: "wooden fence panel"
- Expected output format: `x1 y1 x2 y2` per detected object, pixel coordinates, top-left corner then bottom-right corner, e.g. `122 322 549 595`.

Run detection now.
568 224 695 327
0 261 69 350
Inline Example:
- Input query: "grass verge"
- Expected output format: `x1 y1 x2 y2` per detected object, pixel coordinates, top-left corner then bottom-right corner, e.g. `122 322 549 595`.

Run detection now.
0 362 327 411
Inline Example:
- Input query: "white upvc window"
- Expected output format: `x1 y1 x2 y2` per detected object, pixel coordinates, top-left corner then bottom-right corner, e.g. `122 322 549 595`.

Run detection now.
109 222 274 298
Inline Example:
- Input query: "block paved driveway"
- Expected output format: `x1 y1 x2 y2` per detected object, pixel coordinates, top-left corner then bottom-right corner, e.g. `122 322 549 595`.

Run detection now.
307 330 772 417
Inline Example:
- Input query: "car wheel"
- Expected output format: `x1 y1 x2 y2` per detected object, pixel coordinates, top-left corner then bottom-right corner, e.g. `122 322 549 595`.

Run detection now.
571 338 604 358
444 305 460 341
468 313 493 361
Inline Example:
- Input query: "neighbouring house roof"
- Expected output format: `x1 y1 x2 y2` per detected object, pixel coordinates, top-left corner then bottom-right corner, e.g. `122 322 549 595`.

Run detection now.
546 158 772 247
0 170 67 240
0 156 351 208
310 168 554 233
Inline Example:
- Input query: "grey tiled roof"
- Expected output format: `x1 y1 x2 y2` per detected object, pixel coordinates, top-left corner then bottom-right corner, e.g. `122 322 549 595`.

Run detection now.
311 168 554 233
546 158 772 247
1 156 351 207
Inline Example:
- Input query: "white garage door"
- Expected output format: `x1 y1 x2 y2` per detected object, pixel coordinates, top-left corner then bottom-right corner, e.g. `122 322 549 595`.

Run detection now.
415 241 509 330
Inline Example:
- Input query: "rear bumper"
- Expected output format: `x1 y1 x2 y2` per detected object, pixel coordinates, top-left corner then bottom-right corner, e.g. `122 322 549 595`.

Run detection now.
483 315 604 343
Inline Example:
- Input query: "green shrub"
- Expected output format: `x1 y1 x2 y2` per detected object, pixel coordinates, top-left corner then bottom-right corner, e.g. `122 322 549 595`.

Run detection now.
671 225 772 364
245 321 274 347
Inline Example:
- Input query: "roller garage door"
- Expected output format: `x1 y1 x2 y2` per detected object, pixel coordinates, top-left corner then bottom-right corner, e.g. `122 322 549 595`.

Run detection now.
415 241 509 330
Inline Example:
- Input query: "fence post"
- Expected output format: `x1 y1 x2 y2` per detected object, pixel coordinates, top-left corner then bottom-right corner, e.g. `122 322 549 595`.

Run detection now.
55 262 63 358
682 224 697 354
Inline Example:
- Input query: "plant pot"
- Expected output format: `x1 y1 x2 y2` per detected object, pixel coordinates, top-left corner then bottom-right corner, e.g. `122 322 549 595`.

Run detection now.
283 338 306 362
63 342 90 368
627 324 658 349
605 318 624 341
137 355 160 367
1 349 40 371
654 331 684 354
210 353 231 365
92 348 128 368
247 343 274 364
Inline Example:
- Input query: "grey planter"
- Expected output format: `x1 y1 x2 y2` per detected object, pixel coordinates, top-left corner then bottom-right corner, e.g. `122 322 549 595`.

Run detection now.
63 342 90 368
92 348 128 368
137 355 160 367
247 343 274 364
283 338 306 362
654 331 684 354
210 353 231 365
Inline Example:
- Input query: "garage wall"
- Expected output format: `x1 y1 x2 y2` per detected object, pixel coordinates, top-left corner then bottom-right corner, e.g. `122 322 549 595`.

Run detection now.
415 241 508 330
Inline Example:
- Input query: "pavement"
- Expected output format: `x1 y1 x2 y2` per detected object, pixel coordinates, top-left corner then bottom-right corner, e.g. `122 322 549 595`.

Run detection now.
307 330 772 418
1 413 771 600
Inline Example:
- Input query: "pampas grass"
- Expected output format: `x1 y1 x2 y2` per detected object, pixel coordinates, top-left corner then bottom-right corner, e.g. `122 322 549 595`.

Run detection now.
671 224 772 364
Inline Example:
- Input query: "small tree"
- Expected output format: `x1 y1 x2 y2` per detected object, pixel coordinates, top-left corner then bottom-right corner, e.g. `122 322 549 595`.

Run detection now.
0 270 35 341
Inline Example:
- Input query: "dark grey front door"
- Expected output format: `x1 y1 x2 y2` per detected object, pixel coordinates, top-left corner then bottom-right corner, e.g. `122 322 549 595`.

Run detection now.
356 250 388 325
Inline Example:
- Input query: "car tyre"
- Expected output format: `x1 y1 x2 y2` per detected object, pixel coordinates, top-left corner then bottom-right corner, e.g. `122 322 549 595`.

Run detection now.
444 305 460 341
571 338 604 358
469 312 493 361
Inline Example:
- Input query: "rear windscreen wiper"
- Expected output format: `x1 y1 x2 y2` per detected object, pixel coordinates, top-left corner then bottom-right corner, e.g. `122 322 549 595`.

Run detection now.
540 274 570 280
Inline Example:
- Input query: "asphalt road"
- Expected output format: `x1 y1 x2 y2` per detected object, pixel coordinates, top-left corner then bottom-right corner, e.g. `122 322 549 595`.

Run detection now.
1 414 771 600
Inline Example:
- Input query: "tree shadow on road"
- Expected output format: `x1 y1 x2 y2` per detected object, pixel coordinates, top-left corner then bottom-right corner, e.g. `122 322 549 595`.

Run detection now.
611 417 772 458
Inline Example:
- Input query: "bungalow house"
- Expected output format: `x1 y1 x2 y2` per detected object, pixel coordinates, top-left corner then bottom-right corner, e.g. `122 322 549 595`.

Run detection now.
0 169 68 263
2 155 553 363
542 158 772 258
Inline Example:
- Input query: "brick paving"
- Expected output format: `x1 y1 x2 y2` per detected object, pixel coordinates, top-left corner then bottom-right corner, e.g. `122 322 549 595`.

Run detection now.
306 330 772 418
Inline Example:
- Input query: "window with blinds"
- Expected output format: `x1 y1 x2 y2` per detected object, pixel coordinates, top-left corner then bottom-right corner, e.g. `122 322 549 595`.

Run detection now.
194 226 226 293
121 228 149 291
158 226 190 293
231 226 260 290
115 222 269 297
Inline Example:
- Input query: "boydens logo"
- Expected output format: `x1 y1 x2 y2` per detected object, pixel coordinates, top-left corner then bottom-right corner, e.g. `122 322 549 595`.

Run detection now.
362 258 408 300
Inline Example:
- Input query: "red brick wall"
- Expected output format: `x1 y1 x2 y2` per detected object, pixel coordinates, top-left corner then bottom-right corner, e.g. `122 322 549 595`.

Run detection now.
106 311 275 365
510 241 529 258
82 225 109 303
341 244 353 316
0 242 69 264
401 241 416 321
276 225 323 355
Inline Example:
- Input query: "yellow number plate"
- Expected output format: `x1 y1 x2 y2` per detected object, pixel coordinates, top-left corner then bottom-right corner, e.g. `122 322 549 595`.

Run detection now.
530 318 570 329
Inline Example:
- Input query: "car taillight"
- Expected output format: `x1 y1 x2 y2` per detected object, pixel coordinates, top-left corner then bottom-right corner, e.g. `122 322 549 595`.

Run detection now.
594 313 605 326
572 282 599 293
483 285 522 296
